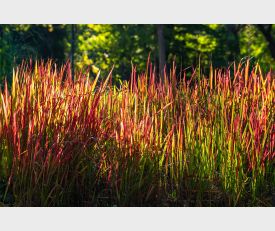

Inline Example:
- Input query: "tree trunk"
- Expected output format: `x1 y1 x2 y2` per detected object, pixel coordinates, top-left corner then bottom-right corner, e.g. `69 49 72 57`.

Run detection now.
71 24 75 81
156 24 166 81
226 24 241 61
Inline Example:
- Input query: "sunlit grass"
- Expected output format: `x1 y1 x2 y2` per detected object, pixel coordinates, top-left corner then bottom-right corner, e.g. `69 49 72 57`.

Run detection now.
0 60 274 206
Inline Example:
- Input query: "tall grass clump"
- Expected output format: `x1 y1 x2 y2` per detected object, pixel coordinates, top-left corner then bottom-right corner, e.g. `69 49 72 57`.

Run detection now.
0 60 274 206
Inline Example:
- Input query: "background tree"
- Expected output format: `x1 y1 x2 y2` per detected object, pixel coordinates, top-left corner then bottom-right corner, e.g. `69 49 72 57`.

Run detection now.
157 24 166 80
0 24 67 83
70 24 76 80
1 24 275 84
257 24 275 59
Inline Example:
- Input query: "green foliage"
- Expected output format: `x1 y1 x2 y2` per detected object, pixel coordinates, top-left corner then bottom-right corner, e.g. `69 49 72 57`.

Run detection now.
239 25 275 70
168 25 218 67
74 24 156 81
1 24 275 82
0 25 68 84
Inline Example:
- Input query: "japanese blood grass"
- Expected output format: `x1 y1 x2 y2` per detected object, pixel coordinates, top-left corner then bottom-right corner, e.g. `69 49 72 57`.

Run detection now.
0 60 274 206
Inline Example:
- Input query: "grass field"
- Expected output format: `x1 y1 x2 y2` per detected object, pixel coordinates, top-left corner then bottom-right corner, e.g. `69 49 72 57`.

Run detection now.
0 60 274 206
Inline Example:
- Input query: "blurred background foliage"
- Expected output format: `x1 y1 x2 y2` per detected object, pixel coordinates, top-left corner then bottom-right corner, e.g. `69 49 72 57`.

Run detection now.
0 24 275 83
